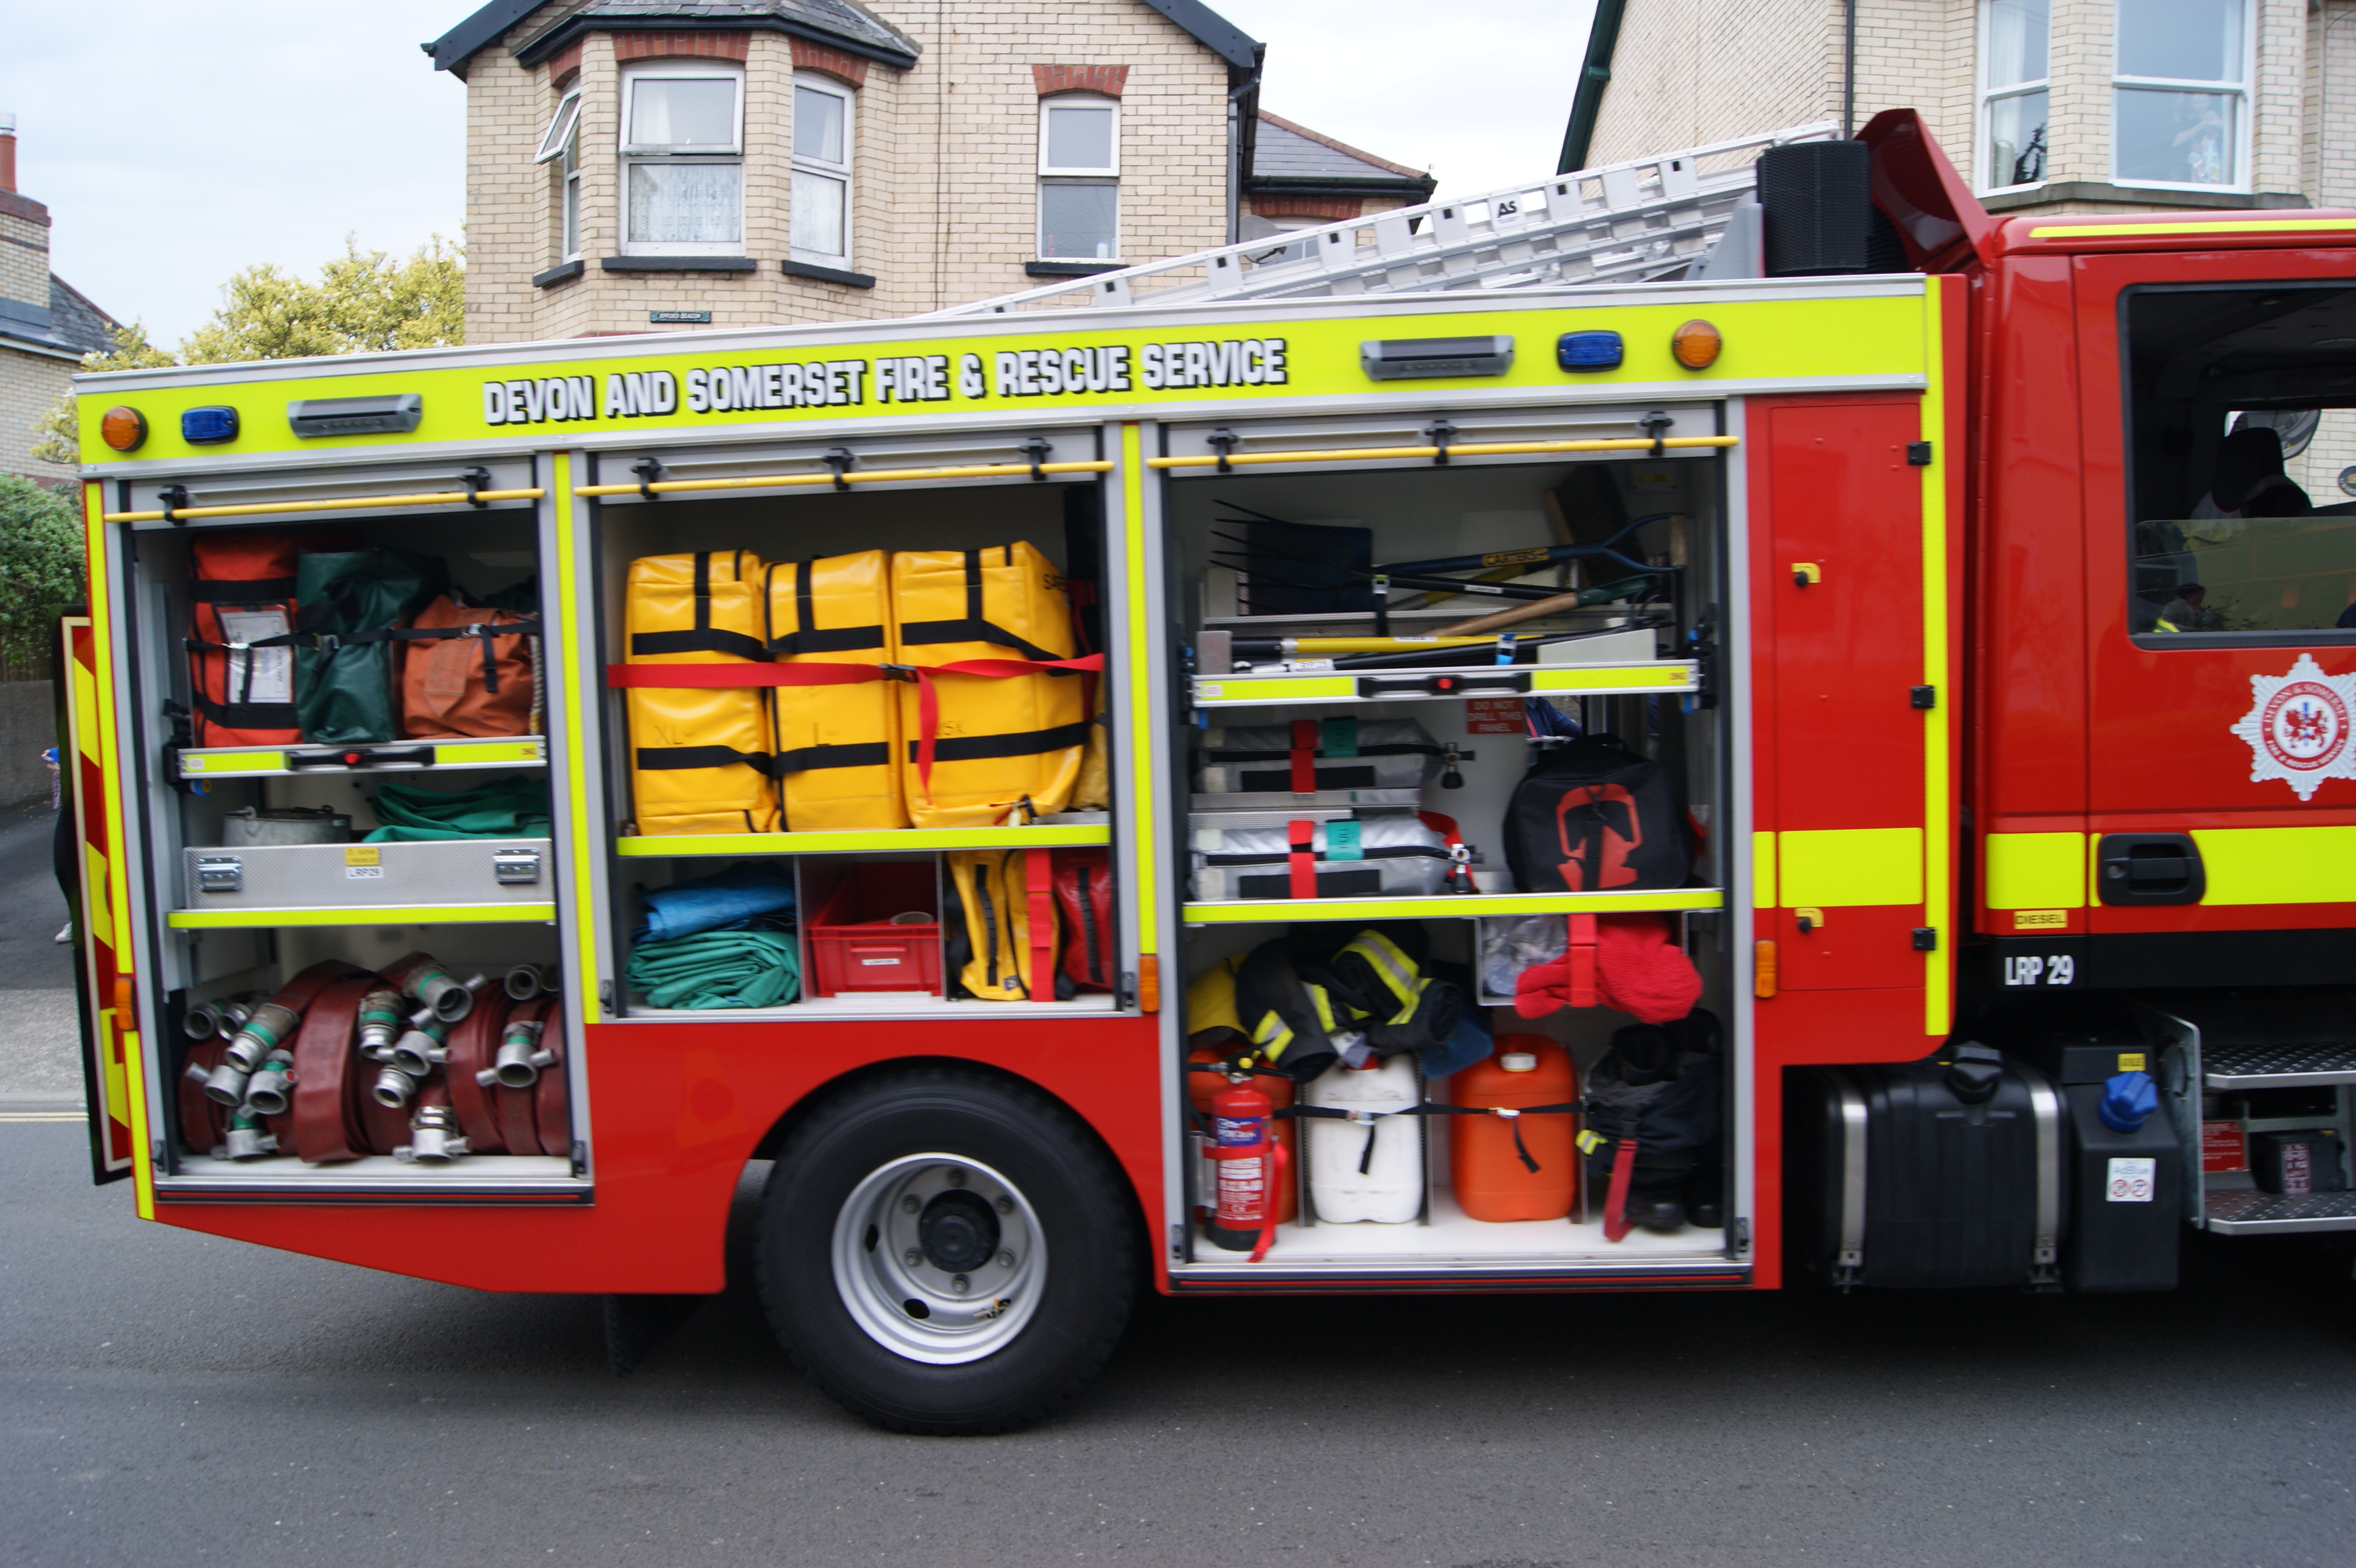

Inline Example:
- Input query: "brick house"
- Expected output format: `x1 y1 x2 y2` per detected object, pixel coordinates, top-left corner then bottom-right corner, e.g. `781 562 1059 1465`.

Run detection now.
425 0 1432 341
1566 0 2347 219
1 115 121 481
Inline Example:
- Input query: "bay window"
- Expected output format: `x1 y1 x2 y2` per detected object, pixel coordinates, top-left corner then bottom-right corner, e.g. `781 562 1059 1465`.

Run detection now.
791 74 855 268
2113 0 2251 189
620 63 744 254
1979 0 2050 191
533 87 583 260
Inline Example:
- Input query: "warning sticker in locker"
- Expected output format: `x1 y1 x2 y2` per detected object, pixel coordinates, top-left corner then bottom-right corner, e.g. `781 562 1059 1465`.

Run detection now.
2202 1120 2248 1172
345 845 383 879
1467 696 1523 734
2106 1157 2156 1202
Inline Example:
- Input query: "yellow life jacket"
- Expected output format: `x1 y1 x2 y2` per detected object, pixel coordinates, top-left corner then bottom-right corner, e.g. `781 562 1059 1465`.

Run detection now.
624 551 778 835
1185 953 1247 1044
945 847 1062 1001
892 543 1087 828
763 551 907 831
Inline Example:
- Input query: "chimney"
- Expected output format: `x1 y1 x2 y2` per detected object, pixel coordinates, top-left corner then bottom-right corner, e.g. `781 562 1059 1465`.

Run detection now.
0 112 15 193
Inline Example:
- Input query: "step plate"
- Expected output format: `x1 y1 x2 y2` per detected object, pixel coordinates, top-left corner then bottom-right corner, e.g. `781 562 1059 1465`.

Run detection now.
2204 1188 2356 1233
2201 1042 2356 1089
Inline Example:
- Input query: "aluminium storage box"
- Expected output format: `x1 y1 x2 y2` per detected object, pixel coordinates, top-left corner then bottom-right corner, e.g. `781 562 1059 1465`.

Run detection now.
182 840 552 910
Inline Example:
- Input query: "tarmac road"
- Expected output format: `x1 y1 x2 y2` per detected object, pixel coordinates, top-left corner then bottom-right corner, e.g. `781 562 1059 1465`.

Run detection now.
5 1114 2353 1568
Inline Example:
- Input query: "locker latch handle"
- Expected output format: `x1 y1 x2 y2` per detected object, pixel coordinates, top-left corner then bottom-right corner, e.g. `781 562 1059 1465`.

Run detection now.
1792 562 1821 587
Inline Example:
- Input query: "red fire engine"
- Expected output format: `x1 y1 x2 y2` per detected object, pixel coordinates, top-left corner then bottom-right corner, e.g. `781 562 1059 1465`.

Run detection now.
60 111 2356 1432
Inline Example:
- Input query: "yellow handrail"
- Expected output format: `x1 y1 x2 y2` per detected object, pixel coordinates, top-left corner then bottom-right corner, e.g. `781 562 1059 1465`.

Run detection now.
575 459 1116 497
105 488 545 524
1147 435 1738 469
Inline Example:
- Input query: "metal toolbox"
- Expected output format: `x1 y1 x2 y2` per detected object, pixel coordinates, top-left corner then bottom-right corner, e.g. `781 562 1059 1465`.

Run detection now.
182 839 553 910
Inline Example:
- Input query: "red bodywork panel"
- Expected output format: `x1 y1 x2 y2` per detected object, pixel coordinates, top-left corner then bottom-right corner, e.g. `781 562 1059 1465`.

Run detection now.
152 1015 1165 1295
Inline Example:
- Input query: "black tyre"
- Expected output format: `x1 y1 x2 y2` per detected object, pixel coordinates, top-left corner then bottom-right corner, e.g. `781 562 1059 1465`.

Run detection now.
755 1065 1138 1434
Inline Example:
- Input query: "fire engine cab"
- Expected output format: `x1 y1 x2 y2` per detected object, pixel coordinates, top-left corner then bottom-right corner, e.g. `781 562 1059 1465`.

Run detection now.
60 110 2356 1432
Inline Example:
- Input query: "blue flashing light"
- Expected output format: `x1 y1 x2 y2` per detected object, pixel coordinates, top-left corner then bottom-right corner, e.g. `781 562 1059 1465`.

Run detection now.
1556 330 1624 371
182 406 240 445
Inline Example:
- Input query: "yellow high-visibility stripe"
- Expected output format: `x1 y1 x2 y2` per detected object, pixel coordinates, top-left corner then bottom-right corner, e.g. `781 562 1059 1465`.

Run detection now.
1920 277 1952 1034
2029 218 2356 239
1122 422 1158 955
85 482 152 1220
1753 831 1778 910
1148 436 1738 469
616 824 1112 857
2192 826 2356 905
1184 889 1724 924
1778 828 1925 908
176 751 288 776
438 739 547 766
168 904 559 929
551 454 602 1006
1985 832 2087 909
1193 661 1694 707
104 488 543 523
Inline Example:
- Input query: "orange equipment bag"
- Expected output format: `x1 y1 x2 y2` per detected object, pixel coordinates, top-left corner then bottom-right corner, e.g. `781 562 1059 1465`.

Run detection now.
397 593 542 739
187 531 303 747
763 551 906 830
891 543 1088 828
624 552 779 835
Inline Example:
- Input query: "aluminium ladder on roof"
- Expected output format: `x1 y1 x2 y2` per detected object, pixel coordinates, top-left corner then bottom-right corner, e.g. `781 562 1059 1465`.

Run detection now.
935 121 1840 318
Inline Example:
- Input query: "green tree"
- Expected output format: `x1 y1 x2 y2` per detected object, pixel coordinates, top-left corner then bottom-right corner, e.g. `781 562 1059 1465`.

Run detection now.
28 237 463 465
0 474 86 667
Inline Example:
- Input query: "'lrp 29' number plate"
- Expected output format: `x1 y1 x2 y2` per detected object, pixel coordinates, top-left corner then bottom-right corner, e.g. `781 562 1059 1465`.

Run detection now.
2001 952 2075 986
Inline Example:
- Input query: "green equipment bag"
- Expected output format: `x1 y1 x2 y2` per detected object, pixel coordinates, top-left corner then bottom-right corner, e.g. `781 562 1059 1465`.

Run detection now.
294 549 449 743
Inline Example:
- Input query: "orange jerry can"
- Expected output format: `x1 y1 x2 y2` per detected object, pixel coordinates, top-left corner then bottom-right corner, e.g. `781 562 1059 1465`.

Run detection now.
1188 1047 1298 1224
1450 1035 1578 1222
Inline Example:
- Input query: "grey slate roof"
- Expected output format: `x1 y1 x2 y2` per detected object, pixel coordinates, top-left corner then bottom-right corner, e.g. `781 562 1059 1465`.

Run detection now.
1247 112 1431 194
48 277 120 357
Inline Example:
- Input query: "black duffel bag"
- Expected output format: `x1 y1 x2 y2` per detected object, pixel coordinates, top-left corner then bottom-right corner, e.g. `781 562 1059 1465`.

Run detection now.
1505 735 1695 892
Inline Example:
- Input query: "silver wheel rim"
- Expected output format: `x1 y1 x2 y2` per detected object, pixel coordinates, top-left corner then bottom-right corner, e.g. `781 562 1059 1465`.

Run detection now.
830 1153 1047 1365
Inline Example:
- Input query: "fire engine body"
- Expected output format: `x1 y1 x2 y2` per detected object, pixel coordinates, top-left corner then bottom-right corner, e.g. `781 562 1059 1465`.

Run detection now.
64 114 2356 1429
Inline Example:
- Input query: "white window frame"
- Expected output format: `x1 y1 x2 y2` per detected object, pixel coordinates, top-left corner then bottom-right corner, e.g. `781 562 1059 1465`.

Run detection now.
2110 0 2256 192
618 61 747 257
535 87 584 262
1037 94 1121 262
1976 0 2050 194
1038 94 1120 176
790 71 856 269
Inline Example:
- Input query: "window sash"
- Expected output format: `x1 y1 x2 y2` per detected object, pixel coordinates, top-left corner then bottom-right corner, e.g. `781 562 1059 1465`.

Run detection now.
624 158 744 253
1981 85 2050 191
790 75 854 265
1038 99 1119 176
535 91 582 164
1038 179 1120 261
2111 0 2252 188
620 69 743 155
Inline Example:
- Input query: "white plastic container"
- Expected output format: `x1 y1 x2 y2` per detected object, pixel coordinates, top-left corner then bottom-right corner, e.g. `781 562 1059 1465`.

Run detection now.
1304 1056 1422 1223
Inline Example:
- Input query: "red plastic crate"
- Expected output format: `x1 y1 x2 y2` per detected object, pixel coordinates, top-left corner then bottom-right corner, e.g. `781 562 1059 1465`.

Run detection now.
807 863 943 995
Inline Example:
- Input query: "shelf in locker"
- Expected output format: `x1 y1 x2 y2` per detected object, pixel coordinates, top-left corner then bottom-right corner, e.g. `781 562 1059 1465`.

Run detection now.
1181 888 1725 925
168 903 558 929
1191 661 1696 709
614 819 1112 857
2201 1042 2356 1089
2203 1188 2356 1233
178 737 548 778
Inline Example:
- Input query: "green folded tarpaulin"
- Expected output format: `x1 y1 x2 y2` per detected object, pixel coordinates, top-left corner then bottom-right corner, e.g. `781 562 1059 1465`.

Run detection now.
627 927 801 1009
365 776 554 842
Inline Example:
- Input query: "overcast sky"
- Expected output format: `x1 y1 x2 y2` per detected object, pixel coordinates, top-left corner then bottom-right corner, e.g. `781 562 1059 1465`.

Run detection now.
7 0 1594 346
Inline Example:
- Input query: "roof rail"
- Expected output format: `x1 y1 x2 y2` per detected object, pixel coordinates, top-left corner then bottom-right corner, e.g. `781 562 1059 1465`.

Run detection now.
934 121 1841 317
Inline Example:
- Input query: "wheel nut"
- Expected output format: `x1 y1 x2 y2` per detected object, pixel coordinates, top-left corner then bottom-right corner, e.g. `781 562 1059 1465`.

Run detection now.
945 1169 966 1188
995 1195 1014 1214
950 1274 970 1294
995 1251 1015 1269
900 1195 921 1214
905 1249 924 1268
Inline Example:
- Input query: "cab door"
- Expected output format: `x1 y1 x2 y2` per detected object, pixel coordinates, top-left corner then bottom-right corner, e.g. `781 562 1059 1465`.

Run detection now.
1755 397 1932 991
2077 248 2356 974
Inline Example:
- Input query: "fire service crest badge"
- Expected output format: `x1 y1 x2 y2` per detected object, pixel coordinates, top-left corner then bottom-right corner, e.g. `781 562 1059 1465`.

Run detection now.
2231 653 2356 801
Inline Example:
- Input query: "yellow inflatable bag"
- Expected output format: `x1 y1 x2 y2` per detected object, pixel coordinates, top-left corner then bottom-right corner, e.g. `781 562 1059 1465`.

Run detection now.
945 848 1061 1001
624 551 778 835
893 543 1087 828
764 551 906 831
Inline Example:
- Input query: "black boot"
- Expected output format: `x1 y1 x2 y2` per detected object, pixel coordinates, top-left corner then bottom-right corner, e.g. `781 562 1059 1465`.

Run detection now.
1623 1184 1685 1231
1683 1167 1725 1229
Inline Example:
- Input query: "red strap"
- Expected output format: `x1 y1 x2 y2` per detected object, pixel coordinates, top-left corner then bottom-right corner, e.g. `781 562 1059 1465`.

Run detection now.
1288 718 1317 793
1287 819 1318 901
607 655 1105 799
1024 848 1056 998
1567 913 1599 1010
1602 1136 1639 1242
1252 1130 1288 1263
1415 810 1462 847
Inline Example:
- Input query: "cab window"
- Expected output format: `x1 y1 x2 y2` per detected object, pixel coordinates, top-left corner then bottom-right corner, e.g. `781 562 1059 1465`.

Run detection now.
2124 283 2356 640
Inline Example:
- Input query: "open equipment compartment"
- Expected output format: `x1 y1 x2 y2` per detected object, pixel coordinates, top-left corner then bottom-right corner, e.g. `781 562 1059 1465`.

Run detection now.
109 459 579 1199
586 427 1127 1021
1159 403 1744 1279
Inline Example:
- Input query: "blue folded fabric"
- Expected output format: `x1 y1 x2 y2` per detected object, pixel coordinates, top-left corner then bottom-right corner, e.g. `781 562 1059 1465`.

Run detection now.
635 865 796 944
1419 1007 1495 1080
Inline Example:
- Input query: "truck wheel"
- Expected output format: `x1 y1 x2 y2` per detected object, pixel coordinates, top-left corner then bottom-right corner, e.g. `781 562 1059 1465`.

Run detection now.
755 1066 1138 1434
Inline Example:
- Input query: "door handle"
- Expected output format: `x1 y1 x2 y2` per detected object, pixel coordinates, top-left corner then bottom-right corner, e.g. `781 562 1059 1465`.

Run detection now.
2096 833 2205 906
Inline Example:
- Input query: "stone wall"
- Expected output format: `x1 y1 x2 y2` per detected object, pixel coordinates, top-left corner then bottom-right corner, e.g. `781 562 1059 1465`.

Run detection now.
0 682 59 810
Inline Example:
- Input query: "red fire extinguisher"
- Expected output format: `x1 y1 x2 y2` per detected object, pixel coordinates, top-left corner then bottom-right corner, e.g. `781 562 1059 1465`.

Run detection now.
1207 1076 1288 1262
